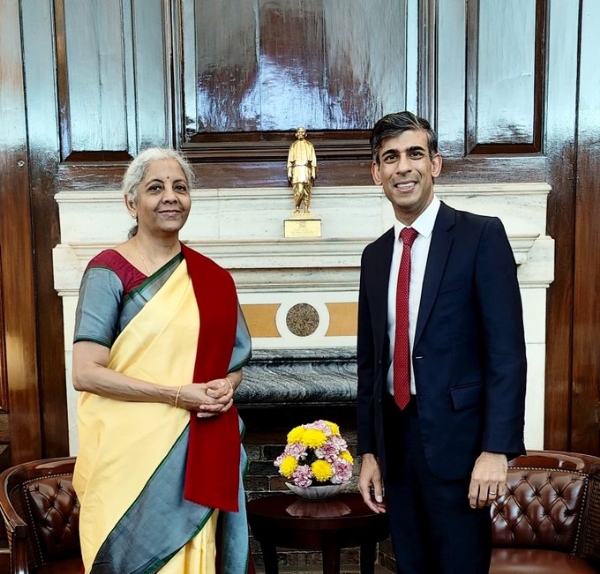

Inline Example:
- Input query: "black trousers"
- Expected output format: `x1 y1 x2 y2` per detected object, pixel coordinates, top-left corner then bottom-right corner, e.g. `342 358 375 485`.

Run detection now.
383 395 491 574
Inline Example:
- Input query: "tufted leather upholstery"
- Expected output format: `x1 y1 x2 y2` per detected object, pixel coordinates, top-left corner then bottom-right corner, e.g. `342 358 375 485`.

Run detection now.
2 451 600 573
0 457 82 574
490 450 600 574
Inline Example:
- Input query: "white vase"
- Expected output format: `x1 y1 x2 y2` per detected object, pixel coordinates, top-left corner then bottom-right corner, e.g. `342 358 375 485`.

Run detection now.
285 482 344 499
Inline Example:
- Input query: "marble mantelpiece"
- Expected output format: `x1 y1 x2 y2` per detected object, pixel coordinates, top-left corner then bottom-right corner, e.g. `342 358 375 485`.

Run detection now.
237 348 357 407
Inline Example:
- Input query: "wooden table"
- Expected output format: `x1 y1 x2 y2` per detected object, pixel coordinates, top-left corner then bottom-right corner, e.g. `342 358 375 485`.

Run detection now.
247 492 389 574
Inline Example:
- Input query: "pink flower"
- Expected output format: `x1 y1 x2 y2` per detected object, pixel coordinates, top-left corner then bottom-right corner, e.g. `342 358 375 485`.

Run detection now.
285 442 307 458
330 460 353 484
330 435 347 450
292 465 313 487
315 442 339 462
311 420 330 434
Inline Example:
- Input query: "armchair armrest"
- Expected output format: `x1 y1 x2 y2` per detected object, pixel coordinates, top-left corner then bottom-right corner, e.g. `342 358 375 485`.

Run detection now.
577 468 600 566
0 480 31 574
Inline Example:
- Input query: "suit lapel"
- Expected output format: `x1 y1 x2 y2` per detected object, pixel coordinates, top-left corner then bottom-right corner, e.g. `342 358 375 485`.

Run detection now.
375 228 395 336
414 202 456 346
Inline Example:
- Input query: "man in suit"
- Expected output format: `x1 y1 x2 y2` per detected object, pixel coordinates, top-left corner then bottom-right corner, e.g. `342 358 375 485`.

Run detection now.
356 111 527 573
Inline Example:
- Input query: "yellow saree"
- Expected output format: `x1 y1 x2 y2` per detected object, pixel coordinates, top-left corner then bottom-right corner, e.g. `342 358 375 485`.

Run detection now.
73 247 251 574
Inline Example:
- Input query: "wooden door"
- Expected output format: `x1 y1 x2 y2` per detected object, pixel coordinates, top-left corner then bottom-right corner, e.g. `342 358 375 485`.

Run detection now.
0 0 44 465
1 0 599 462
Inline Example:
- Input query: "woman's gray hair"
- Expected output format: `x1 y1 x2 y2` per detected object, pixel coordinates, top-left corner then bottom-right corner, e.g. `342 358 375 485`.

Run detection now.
124 148 194 238
122 147 195 203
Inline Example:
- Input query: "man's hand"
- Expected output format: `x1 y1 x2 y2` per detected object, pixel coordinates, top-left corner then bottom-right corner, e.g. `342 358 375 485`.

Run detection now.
468 452 508 508
358 453 387 513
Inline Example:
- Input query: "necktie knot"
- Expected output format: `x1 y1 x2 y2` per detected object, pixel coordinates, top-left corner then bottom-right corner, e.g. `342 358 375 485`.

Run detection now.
400 227 418 248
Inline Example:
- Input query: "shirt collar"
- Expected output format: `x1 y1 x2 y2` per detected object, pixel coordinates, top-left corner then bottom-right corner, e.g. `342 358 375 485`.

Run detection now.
393 195 441 240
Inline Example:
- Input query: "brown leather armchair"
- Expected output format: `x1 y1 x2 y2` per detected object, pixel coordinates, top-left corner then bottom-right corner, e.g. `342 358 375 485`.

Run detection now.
491 450 600 574
0 456 81 574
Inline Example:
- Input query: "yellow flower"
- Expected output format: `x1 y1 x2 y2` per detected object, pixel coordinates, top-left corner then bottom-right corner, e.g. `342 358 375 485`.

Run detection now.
326 421 340 435
340 450 354 463
312 460 334 482
302 428 327 448
279 456 298 478
287 426 305 444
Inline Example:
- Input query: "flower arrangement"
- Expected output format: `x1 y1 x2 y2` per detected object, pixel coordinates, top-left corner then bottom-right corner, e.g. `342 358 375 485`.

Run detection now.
274 420 354 488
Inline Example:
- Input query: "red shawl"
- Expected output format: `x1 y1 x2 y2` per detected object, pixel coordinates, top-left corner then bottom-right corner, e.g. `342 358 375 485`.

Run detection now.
181 244 241 512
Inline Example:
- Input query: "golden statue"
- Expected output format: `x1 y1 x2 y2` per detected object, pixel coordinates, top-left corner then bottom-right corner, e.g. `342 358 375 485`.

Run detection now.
287 127 317 215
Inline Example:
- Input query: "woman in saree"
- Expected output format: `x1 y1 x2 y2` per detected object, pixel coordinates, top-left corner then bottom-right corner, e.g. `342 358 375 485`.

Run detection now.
72 148 252 573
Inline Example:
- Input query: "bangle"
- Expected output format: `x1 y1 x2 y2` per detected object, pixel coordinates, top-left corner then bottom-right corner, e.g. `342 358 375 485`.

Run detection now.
174 385 182 408
225 377 234 392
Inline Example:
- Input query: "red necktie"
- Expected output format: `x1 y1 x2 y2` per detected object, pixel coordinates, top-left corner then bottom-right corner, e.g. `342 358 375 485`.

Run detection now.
394 227 419 410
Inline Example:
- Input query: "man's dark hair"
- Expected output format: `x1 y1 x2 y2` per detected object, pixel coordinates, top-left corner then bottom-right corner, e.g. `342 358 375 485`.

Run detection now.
370 111 439 163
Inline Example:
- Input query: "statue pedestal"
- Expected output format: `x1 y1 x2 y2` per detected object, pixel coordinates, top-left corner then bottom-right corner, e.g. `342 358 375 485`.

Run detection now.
284 213 322 238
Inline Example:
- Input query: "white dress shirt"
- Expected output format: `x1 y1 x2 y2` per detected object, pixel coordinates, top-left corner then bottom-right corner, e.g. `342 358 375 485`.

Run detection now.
387 195 441 396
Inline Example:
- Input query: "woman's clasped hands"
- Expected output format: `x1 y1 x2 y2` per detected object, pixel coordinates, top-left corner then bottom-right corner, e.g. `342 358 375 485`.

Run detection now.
174 378 234 418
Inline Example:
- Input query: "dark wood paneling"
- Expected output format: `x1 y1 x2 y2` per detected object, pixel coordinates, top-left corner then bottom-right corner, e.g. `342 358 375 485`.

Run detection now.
543 0 580 451
0 414 9 444
435 0 466 156
188 0 407 136
572 146 600 454
130 0 169 150
62 0 129 153
55 0 169 158
570 0 600 454
545 145 576 451
0 246 6 411
56 155 547 192
54 0 71 160
466 0 546 154
29 163 69 458
418 0 438 123
0 0 42 463
1 0 590 463
22 0 70 457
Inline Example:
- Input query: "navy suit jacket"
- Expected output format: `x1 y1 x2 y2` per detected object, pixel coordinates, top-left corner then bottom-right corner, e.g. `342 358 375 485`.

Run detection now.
356 201 527 481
